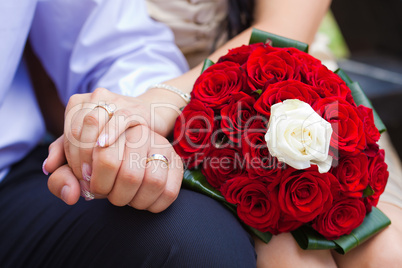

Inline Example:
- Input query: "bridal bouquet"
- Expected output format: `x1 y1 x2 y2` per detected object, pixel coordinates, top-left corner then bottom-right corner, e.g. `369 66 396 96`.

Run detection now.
173 29 390 253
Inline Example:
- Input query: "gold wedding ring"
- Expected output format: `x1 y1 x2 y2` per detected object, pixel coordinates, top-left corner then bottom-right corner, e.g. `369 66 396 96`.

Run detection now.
93 103 115 118
146 154 169 167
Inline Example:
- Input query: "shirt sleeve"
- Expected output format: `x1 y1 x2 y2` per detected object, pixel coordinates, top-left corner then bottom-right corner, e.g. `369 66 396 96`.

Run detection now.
29 0 189 105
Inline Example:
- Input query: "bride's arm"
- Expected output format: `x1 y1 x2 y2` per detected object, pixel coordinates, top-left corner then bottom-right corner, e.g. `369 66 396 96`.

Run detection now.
139 0 332 135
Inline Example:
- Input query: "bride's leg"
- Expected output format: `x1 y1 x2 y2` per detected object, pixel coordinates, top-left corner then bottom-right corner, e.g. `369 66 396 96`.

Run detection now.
332 133 402 268
331 202 402 268
255 233 337 268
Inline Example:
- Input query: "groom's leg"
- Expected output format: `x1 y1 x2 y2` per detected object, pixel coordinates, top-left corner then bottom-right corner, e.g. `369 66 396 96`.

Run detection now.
0 146 256 268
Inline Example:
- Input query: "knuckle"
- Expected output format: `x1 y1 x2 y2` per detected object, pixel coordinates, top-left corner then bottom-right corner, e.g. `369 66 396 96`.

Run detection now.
116 108 132 119
107 195 126 207
68 94 81 105
120 170 142 186
96 153 119 171
148 206 164 214
65 95 82 115
144 173 166 189
91 87 109 100
163 187 179 203
69 124 82 141
48 141 57 152
83 112 100 127
129 200 147 211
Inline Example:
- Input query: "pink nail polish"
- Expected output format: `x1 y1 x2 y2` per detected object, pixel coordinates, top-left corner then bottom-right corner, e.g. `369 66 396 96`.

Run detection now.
42 158 49 175
80 180 94 201
82 163 92 182
97 134 108 147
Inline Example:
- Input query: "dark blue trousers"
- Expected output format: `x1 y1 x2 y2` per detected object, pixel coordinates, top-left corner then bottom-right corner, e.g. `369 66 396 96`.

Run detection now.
0 146 256 268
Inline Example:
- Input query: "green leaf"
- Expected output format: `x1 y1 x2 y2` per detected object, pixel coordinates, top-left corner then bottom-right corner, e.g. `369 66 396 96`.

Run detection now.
201 59 215 73
247 227 272 244
334 68 353 85
291 226 337 250
182 169 226 203
249 28 309 53
291 207 391 254
333 207 391 254
335 69 387 133
363 185 375 197
254 89 263 96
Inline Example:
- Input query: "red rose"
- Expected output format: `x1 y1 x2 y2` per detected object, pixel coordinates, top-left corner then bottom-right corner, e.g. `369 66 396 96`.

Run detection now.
191 61 246 109
287 47 322 71
278 167 339 223
201 147 245 189
173 100 215 169
357 105 381 146
306 65 355 104
221 92 256 143
274 214 304 234
242 118 283 187
314 97 366 157
366 149 389 209
246 47 301 91
217 43 267 65
221 177 281 233
312 197 366 240
331 153 369 198
254 80 320 117
365 142 380 158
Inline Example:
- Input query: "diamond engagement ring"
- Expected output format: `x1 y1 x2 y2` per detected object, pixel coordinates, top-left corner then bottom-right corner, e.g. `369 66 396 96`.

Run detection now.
146 154 169 167
93 103 115 118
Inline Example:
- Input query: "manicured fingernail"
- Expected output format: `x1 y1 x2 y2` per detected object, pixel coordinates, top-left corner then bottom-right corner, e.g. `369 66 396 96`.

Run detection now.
82 163 92 182
61 185 70 204
81 189 95 201
42 158 49 175
97 134 108 147
80 180 94 201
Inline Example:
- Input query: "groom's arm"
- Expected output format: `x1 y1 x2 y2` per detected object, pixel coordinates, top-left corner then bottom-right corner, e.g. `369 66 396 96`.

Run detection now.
28 0 188 104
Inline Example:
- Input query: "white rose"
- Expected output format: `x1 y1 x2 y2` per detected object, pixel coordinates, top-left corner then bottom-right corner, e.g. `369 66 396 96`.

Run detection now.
265 99 333 173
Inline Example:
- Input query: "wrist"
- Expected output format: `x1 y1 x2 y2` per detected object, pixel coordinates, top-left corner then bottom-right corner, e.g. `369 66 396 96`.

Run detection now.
147 83 191 104
137 88 185 136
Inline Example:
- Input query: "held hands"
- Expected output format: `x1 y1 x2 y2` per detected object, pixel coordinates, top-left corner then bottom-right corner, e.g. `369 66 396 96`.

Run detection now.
44 88 184 213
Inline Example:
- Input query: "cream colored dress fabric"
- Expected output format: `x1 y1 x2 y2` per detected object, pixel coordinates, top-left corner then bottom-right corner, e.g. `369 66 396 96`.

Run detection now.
146 0 402 208
146 0 228 68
